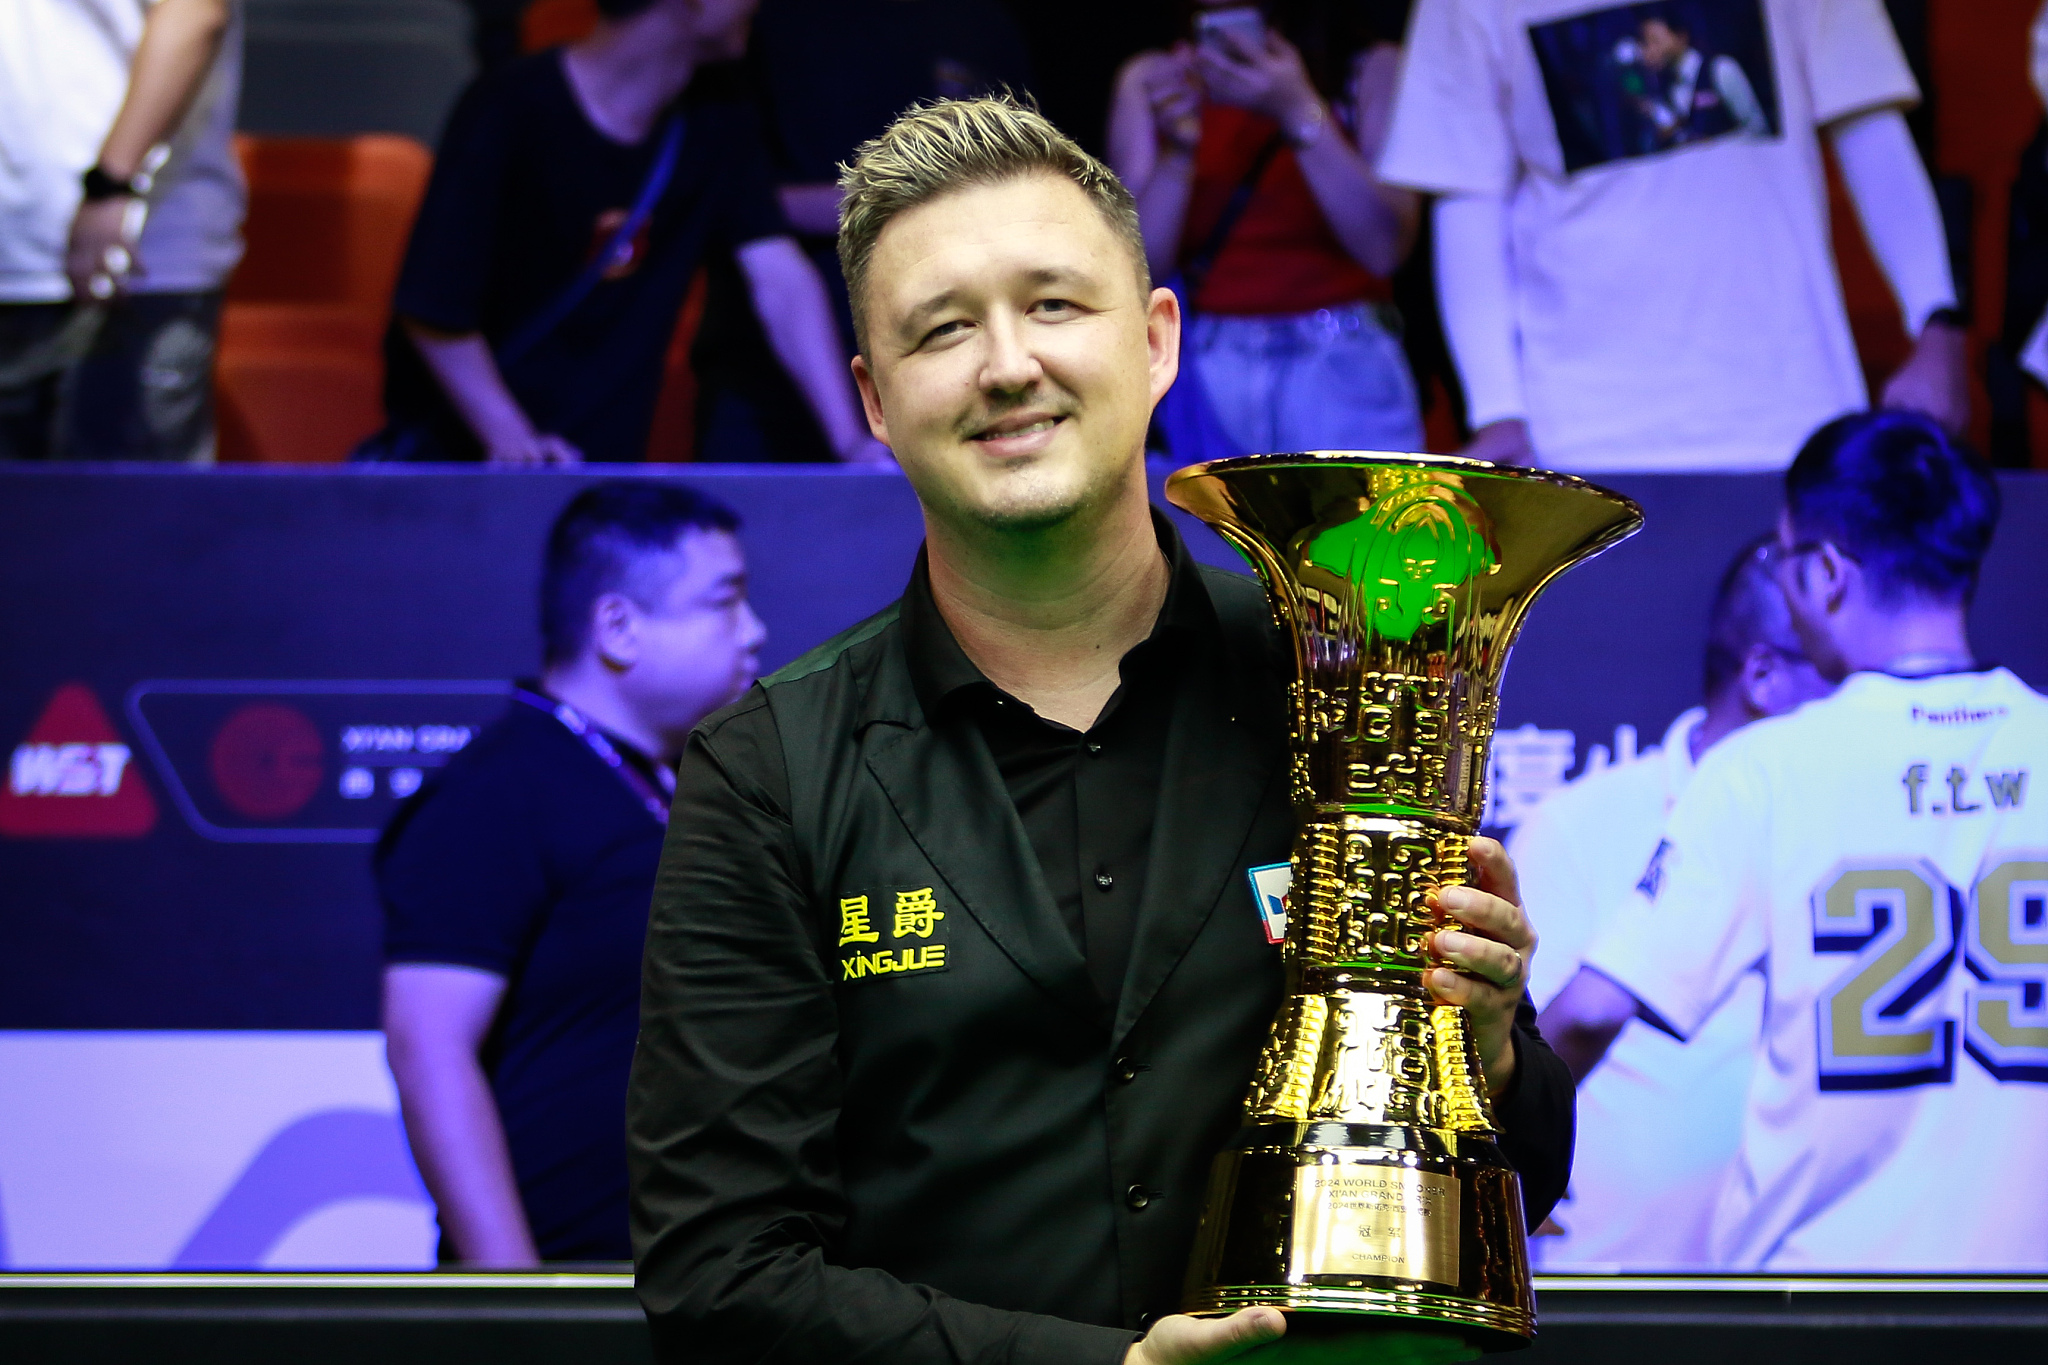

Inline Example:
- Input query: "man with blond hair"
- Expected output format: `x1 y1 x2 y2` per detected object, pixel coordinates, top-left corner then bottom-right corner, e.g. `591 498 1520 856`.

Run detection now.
627 96 1572 1365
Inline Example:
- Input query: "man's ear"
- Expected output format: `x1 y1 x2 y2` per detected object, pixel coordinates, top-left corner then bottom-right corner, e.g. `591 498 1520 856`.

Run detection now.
1146 285 1182 409
1737 642 1782 719
589 593 641 672
1812 542 1855 614
850 353 890 446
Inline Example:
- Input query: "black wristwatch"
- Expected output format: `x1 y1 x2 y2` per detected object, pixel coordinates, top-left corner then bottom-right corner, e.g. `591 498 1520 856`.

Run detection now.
81 165 143 202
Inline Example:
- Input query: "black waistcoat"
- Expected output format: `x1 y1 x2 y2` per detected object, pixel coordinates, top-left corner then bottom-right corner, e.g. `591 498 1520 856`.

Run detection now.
760 562 1295 1327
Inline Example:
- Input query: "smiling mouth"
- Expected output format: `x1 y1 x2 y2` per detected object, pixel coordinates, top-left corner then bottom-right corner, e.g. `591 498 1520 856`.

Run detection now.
971 415 1065 442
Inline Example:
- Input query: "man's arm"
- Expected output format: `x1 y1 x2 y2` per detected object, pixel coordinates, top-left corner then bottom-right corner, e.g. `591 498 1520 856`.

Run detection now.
1827 107 1967 433
633 711 1133 1364
1426 837 1574 1226
403 323 585 466
1432 194 1533 465
736 236 894 463
1537 965 1640 1084
382 962 539 1267
66 0 229 299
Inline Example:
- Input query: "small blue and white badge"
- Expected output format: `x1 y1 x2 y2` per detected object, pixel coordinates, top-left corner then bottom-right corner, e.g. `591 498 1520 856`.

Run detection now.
1246 862 1291 945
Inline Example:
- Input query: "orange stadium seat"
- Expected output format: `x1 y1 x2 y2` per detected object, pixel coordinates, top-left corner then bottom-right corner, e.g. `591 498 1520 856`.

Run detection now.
522 0 599 52
215 135 433 463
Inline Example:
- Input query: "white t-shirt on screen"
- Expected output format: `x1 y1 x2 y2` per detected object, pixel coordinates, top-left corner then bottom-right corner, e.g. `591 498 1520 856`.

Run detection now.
1584 668 2048 1270
0 0 245 302
1379 0 1917 473
1512 707 1761 1269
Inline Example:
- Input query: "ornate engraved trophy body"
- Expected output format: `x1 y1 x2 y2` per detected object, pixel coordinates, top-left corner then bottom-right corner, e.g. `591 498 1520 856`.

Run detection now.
1164 452 1642 1351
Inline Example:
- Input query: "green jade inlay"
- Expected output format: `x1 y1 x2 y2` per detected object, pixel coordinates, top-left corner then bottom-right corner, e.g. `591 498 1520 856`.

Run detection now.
1302 479 1500 826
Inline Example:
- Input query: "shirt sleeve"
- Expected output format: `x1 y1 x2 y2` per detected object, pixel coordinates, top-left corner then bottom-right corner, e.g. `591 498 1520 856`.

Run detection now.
626 696 1136 1365
1492 1005 1575 1231
377 755 548 974
1828 107 1957 332
1431 193 1528 429
1378 0 1520 197
709 102 795 251
1581 747 1770 1040
391 74 520 334
1802 0 1919 125
1508 792 1604 1011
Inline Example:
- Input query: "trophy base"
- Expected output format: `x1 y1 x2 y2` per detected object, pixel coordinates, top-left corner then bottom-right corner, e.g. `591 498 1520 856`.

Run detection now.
1182 1123 1534 1353
1183 1286 1529 1355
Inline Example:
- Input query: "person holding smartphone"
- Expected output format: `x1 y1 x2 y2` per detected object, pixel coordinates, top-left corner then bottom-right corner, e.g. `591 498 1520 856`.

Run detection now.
1106 0 1422 458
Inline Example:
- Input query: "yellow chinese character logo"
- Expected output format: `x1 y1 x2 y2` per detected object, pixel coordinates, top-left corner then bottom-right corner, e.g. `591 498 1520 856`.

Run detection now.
837 895 880 947
892 887 944 939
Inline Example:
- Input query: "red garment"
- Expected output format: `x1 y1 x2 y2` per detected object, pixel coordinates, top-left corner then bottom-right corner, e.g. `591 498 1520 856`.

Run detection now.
1180 104 1389 315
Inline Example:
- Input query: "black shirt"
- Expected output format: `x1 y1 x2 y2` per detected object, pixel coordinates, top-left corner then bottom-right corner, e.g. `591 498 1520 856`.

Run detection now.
378 693 670 1260
900 542 1195 1006
384 53 787 462
691 0 1030 461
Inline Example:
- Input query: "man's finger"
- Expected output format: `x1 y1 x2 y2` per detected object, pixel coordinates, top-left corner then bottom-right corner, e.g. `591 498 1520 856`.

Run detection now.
1465 836 1522 910
1431 929 1525 989
1135 1308 1286 1365
1435 885 1532 952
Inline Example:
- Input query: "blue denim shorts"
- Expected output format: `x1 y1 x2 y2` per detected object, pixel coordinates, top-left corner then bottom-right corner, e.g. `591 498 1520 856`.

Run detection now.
1189 300 1424 455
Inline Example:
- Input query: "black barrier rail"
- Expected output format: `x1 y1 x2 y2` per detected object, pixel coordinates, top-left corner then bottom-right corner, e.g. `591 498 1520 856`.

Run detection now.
0 1274 2045 1364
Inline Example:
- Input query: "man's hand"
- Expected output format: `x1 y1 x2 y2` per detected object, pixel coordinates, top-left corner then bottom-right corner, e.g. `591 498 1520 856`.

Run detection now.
486 431 584 467
1880 317 1969 435
65 197 140 300
1196 28 1320 133
1426 837 1535 1097
1145 47 1204 152
1460 418 1534 467
1126 1308 1285 1365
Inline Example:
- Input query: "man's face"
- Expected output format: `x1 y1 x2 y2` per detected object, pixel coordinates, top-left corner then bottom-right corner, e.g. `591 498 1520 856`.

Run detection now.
1638 20 1688 69
851 173 1179 537
615 528 765 746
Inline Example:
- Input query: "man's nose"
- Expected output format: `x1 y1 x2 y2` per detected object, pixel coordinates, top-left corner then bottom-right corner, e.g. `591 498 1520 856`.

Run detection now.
977 310 1043 393
740 602 768 650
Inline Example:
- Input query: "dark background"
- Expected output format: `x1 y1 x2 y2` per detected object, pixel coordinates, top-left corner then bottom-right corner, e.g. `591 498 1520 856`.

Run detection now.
3 466 2044 1032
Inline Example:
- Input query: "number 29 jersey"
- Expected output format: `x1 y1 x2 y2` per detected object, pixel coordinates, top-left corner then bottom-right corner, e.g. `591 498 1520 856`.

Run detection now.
1584 667 2048 1270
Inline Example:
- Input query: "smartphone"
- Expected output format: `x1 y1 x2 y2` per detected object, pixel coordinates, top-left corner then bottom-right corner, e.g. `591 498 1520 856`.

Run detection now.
1195 6 1266 51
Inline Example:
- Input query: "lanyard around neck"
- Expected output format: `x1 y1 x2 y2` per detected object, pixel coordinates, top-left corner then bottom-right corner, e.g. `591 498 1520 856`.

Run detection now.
513 687 672 826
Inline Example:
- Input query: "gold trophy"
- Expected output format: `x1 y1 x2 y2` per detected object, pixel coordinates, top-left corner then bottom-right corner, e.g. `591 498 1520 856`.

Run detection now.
1164 452 1642 1352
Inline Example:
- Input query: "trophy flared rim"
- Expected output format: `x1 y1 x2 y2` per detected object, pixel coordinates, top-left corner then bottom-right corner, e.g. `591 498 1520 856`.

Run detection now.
1162 449 1644 524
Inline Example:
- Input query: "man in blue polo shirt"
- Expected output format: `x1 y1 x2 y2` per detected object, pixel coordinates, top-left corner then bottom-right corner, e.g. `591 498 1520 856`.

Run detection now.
379 481 764 1264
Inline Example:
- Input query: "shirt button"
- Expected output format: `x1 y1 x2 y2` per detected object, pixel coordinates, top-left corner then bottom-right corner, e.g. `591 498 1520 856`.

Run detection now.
1113 1056 1141 1084
1095 871 1115 891
1125 1184 1151 1211
1086 740 1103 755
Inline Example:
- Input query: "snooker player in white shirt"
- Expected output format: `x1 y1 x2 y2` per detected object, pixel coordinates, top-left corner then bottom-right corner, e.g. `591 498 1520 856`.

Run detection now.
1548 410 2048 1270
1519 534 1831 1269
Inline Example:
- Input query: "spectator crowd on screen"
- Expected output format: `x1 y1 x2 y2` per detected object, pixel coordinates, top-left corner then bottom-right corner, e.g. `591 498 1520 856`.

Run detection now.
0 0 2011 467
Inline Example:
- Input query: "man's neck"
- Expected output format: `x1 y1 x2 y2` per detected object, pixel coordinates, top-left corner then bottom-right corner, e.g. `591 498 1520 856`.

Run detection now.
563 13 700 144
538 661 671 765
1688 691 1751 762
1835 601 1974 679
925 480 1169 732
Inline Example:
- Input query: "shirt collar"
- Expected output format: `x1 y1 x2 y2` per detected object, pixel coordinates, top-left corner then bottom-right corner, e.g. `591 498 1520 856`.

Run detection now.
899 508 1215 723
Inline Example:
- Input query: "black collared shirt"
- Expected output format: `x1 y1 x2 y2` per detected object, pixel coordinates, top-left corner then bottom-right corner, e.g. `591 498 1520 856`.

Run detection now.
897 519 1208 1006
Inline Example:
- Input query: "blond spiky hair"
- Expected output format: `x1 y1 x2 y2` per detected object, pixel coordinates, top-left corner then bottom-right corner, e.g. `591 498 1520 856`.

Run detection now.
836 95 1149 355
